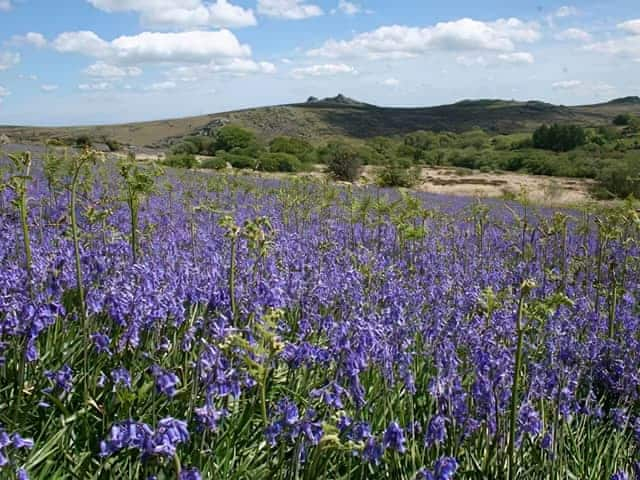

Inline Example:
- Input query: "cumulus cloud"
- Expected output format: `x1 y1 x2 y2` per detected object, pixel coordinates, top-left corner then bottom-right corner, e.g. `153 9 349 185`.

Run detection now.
84 61 142 77
382 77 400 86
456 55 487 67
0 0 11 12
335 0 359 15
40 84 59 92
555 28 591 42
308 18 540 59
555 6 578 18
585 36 640 60
0 51 20 70
552 79 582 90
9 32 47 48
497 52 534 64
53 30 252 65
87 0 256 29
169 58 276 81
291 63 357 78
257 0 323 20
78 82 112 91
618 19 640 35
146 81 177 91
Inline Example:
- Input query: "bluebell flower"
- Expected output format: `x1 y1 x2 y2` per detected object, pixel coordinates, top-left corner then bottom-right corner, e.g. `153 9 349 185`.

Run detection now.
383 421 406 453
362 437 384 465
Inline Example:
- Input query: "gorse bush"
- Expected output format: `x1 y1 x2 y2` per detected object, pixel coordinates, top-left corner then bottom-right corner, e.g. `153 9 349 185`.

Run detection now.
256 152 302 172
163 153 198 169
323 142 362 181
200 156 227 170
1 150 640 479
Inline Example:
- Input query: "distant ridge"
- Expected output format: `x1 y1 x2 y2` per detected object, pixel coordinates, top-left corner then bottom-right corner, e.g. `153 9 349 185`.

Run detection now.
605 96 640 105
2 94 640 147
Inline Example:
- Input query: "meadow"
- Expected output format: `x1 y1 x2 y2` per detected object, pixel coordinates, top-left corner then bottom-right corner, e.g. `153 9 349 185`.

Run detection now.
1 147 640 479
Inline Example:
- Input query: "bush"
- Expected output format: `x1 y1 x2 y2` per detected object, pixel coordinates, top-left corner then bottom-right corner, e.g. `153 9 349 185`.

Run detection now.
323 142 363 182
200 157 227 170
215 126 256 152
222 153 256 170
75 135 92 148
377 164 418 188
256 153 302 172
105 139 121 152
597 157 640 198
613 114 634 126
164 153 197 169
532 124 586 152
269 137 312 156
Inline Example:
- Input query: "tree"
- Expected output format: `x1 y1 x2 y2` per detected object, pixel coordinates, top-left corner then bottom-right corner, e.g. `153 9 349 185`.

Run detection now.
613 114 634 126
532 123 586 152
215 125 256 152
269 136 313 158
323 142 362 182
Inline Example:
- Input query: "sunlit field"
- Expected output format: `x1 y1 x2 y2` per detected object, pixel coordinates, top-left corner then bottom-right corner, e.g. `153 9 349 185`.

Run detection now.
1 149 639 479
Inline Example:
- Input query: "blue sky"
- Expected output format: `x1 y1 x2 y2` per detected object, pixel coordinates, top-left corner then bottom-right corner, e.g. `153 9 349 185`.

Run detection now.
0 0 638 125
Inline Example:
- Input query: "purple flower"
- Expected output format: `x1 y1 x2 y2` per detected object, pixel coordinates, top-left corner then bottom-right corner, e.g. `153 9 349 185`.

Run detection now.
382 421 406 453
150 365 180 398
425 415 447 447
434 457 458 480
44 365 73 393
91 332 112 356
111 367 132 389
362 437 384 465
611 471 629 480
179 468 202 480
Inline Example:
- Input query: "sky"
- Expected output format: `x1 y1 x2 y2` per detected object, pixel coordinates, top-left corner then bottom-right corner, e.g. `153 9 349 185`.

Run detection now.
0 0 638 126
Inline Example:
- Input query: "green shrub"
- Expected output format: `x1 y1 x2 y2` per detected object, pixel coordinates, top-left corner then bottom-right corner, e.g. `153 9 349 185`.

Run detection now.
597 157 640 198
323 142 362 182
200 157 227 170
613 114 634 126
75 135 92 148
532 124 586 152
105 138 121 152
164 153 197 169
256 153 302 172
222 153 257 170
377 164 419 188
215 125 256 152
270 137 312 156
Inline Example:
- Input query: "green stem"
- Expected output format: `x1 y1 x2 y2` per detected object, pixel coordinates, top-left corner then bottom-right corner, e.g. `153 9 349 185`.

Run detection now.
508 288 527 480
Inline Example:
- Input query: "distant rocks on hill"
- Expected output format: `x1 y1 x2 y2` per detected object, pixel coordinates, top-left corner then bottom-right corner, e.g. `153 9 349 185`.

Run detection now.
0 133 11 145
304 93 368 106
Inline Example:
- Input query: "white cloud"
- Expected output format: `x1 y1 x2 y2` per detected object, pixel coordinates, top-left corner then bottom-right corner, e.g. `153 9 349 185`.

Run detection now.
618 19 640 35
308 18 540 59
555 6 578 18
585 36 640 60
78 82 112 91
291 63 357 78
0 0 11 12
40 84 59 92
0 51 20 70
53 31 112 57
9 32 47 48
53 30 252 65
0 85 9 104
555 28 591 42
456 55 487 66
87 0 256 29
18 73 38 80
336 0 359 15
84 61 142 77
257 0 323 20
497 52 534 64
552 79 582 90
146 81 177 91
169 58 276 80
382 77 400 86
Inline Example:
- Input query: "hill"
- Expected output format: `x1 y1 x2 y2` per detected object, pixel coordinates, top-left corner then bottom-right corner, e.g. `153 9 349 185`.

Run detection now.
2 95 640 148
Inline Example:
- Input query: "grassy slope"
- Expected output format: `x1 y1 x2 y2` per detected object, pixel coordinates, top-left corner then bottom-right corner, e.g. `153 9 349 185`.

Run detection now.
2 97 640 148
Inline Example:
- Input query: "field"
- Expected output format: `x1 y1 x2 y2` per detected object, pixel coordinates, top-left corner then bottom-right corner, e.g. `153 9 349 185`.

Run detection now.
1 146 640 479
